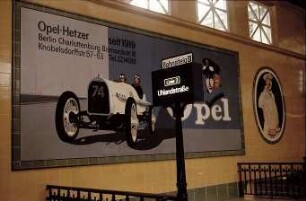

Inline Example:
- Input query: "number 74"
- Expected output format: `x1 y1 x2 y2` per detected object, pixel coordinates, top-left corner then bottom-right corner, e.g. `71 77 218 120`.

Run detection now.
92 85 105 97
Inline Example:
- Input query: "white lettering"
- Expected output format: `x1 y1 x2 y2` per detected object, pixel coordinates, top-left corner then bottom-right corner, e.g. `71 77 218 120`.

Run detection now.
157 85 189 96
194 104 210 125
211 104 222 121
166 104 192 121
221 98 232 121
162 53 193 68
166 98 232 125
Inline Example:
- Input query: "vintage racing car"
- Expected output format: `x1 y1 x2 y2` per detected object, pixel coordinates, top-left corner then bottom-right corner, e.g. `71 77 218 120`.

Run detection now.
55 76 155 147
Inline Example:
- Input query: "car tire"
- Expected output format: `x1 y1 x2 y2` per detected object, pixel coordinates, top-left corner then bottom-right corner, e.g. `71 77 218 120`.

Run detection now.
148 106 155 134
125 98 139 147
55 91 80 143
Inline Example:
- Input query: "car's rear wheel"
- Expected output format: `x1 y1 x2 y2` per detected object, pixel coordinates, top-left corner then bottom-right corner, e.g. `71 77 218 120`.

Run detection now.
125 99 139 147
56 91 80 143
148 106 155 134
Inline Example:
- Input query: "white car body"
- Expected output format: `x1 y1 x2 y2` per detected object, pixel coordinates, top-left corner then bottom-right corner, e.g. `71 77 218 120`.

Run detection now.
87 77 151 116
55 76 154 146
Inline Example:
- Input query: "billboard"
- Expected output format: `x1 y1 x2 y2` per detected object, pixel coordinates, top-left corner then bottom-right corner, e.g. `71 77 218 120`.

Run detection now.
12 4 244 169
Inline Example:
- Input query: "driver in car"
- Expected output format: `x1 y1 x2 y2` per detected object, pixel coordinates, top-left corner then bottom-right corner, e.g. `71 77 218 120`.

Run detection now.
131 74 143 99
118 73 127 83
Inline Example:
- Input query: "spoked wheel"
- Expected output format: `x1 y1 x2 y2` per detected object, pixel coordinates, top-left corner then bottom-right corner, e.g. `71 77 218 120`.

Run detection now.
55 91 80 143
125 99 139 147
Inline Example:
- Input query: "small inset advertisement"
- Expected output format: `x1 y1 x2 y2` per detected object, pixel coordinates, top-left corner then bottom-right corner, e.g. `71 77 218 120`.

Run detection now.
253 67 285 143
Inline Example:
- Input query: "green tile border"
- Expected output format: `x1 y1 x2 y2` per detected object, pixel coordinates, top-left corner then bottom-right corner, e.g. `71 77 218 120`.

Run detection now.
187 182 239 201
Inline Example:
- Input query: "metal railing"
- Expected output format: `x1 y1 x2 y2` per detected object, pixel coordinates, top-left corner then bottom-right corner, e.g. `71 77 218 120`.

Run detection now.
237 161 305 199
46 185 177 201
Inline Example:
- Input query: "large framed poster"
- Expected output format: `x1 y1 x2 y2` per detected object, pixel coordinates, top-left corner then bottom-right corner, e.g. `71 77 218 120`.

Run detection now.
12 2 244 169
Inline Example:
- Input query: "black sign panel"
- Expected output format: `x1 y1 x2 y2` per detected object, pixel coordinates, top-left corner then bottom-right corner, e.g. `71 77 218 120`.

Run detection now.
152 62 203 106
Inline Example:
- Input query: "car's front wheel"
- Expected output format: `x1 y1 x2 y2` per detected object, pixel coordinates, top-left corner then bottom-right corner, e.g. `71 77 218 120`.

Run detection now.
55 91 80 143
125 98 139 147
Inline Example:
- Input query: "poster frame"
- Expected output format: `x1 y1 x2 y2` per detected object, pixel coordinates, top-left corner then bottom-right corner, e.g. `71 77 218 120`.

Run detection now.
12 1 245 170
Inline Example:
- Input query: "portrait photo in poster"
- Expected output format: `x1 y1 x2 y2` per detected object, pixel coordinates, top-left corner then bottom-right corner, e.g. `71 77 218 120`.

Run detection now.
12 3 244 169
253 68 285 144
202 58 225 107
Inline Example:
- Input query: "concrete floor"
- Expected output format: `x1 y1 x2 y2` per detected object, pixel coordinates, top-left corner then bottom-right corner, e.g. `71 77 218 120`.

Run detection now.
225 195 304 201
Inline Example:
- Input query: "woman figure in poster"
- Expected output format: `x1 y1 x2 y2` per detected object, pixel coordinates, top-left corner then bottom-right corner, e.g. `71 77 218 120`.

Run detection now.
258 73 280 137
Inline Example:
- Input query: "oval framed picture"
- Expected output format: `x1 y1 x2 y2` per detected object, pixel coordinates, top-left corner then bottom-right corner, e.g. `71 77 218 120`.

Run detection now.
253 67 285 144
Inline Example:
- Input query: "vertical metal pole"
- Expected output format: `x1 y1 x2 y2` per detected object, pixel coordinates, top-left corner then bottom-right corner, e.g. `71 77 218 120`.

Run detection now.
303 156 306 198
254 165 257 195
249 164 252 195
280 164 283 195
174 102 188 201
237 164 244 197
243 167 247 195
259 164 262 195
